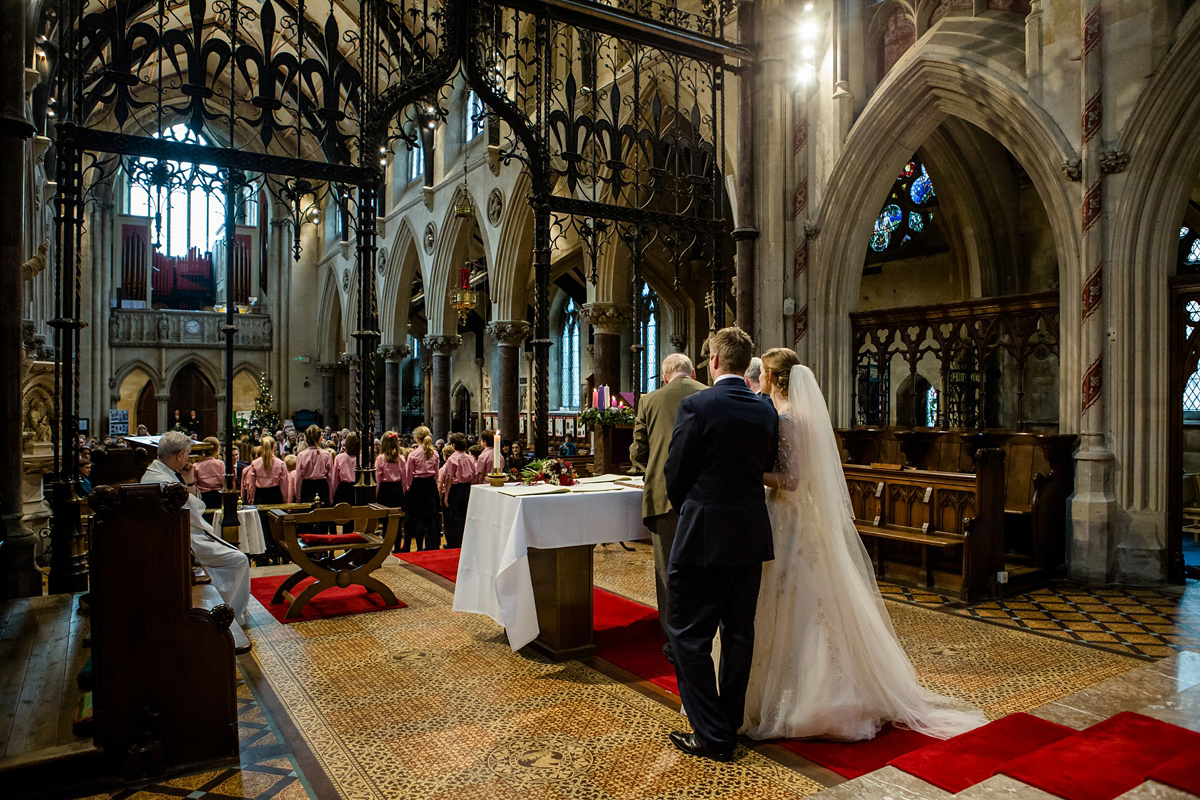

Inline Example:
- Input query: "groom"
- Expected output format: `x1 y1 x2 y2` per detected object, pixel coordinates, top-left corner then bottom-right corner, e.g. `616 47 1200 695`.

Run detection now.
663 327 779 761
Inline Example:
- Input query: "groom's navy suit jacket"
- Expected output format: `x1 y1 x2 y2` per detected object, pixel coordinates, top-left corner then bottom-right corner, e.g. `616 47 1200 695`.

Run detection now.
664 377 780 568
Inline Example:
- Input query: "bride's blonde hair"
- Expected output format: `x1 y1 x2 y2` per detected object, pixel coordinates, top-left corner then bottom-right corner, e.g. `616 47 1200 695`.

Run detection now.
761 347 802 395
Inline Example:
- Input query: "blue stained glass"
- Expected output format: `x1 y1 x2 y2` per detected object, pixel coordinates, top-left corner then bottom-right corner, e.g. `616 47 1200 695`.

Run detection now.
926 386 939 427
1182 226 1190 239
901 235 911 245
910 164 934 204
871 204 903 252
909 212 924 232
1189 239 1200 264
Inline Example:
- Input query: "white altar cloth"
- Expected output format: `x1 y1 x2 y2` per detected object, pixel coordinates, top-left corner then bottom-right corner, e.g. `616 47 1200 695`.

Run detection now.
453 484 648 650
211 508 267 555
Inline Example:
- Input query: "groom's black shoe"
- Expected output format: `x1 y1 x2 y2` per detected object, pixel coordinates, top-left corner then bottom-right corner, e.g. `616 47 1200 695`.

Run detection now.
669 731 734 762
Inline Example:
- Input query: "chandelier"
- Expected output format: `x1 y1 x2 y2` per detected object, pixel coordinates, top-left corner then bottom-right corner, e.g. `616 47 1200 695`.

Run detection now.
449 264 480 322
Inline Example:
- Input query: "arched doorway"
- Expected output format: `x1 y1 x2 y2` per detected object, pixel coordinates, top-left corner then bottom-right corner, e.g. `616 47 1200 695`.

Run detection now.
136 383 156 434
116 368 157 434
169 364 217 438
452 385 471 436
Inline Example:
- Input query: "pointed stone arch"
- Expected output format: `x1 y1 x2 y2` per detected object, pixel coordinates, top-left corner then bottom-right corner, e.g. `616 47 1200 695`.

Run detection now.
810 47 1080 429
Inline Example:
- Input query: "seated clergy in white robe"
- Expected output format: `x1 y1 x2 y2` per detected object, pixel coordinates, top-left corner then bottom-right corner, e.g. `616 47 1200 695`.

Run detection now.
141 431 250 625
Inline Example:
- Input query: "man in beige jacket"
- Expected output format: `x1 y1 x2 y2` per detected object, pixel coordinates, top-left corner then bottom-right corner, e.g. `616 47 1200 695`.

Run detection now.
630 353 707 660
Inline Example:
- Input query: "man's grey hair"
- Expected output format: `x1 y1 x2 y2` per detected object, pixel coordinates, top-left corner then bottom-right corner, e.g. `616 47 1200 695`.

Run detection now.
744 356 763 384
157 430 193 460
661 353 694 381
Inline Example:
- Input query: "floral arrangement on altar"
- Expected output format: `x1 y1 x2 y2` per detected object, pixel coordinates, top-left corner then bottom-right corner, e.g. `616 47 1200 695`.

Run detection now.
519 458 577 486
578 407 635 427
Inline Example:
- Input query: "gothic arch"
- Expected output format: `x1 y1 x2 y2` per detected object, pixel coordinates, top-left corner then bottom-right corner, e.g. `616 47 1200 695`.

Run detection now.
112 359 163 397
380 216 422 345
317 267 347 363
1106 14 1200 532
810 47 1080 429
491 170 535 322
427 184 490 336
163 355 222 395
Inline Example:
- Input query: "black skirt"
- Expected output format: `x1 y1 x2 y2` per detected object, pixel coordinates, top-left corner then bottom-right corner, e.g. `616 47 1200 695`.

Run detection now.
254 485 284 506
407 475 439 517
332 482 356 506
377 480 405 508
299 478 328 505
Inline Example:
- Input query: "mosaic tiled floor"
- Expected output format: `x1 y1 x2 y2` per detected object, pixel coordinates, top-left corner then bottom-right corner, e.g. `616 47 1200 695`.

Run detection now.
77 674 316 800
877 580 1200 660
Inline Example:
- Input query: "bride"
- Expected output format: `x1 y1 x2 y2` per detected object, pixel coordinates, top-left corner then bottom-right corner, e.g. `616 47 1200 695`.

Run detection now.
741 348 985 741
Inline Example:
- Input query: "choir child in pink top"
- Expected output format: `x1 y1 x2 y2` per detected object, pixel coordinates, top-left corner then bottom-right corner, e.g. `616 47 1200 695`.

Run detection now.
375 431 410 550
331 432 360 506
439 433 476 549
244 435 293 505
474 429 495 484
405 425 442 550
293 425 335 504
194 436 226 509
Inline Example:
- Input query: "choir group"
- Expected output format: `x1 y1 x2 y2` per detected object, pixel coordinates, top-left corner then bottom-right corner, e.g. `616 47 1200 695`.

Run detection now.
189 425 519 551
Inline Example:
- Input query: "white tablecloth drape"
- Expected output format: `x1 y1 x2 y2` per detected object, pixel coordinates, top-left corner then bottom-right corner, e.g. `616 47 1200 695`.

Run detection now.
211 507 267 555
453 484 648 650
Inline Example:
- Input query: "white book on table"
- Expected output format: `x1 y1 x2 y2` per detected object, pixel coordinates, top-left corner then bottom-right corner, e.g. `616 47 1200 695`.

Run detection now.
567 483 632 493
573 473 628 484
497 484 572 497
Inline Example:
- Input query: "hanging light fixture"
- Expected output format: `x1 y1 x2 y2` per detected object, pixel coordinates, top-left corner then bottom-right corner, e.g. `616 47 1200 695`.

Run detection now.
453 162 474 219
449 262 481 323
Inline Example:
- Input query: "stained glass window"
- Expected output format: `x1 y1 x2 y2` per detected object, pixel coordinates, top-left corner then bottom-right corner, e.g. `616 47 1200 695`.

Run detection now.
866 155 937 258
640 283 659 393
1182 226 1190 239
560 298 580 409
1190 239 1200 265
408 142 425 182
871 204 903 252
910 164 935 204
926 386 939 427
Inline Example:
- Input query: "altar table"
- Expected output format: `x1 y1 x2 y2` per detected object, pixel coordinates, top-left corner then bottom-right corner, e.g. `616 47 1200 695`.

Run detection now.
453 484 648 658
210 508 267 555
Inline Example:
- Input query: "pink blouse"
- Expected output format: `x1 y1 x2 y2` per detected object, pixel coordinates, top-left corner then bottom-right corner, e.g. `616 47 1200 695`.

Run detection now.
439 450 477 493
374 454 407 494
407 447 440 483
475 447 495 483
332 452 357 496
293 446 335 500
244 456 293 504
193 458 225 492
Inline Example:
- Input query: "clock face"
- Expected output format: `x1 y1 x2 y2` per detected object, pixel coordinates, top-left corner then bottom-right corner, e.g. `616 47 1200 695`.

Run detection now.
184 318 201 335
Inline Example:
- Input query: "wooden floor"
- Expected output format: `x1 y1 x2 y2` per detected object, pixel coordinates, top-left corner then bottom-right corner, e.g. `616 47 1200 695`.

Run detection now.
0 593 94 769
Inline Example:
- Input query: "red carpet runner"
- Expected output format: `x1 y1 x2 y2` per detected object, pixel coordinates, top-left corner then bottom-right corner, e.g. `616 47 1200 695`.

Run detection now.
251 575 405 624
998 711 1200 800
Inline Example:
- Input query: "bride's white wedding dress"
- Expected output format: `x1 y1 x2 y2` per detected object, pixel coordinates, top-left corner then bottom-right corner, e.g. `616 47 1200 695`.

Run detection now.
741 365 986 742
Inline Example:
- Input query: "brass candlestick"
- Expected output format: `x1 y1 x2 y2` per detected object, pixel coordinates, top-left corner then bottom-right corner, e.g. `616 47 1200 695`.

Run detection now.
487 471 508 487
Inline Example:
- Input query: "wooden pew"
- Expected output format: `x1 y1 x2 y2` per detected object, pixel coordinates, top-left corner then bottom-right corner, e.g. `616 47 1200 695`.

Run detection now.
837 428 1076 576
87 483 238 773
843 448 1006 601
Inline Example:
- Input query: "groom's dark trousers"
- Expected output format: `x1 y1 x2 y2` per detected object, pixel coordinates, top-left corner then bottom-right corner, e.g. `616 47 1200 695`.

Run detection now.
663 376 779 751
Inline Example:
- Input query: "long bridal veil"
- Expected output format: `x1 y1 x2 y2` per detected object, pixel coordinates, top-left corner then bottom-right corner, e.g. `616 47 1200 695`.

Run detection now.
742 364 986 741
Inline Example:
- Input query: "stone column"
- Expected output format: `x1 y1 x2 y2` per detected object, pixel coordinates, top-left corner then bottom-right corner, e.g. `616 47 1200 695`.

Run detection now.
1 0 37 598
487 321 530 444
379 344 408 433
342 352 358 425
318 363 338 429
422 359 433 429
581 303 631 394
155 392 171 435
524 351 535 447
1070 1 1117 584
425 335 461 440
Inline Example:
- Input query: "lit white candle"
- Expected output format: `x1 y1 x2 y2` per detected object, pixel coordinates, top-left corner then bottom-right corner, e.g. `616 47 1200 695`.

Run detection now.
493 430 502 471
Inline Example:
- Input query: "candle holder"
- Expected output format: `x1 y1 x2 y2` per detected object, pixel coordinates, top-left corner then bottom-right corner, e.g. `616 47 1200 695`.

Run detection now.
487 471 508 487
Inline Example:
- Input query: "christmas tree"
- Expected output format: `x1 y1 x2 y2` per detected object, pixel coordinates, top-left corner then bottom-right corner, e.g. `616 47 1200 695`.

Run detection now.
250 374 280 433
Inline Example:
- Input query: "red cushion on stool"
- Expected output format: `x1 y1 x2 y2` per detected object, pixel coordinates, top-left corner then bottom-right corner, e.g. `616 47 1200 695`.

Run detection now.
299 532 368 545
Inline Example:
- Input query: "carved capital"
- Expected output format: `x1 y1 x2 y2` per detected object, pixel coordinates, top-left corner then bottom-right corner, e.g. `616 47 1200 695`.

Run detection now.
487 320 531 346
377 344 410 361
580 303 633 335
1099 150 1129 175
803 221 821 241
424 334 462 355
340 352 358 366
1062 158 1082 181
